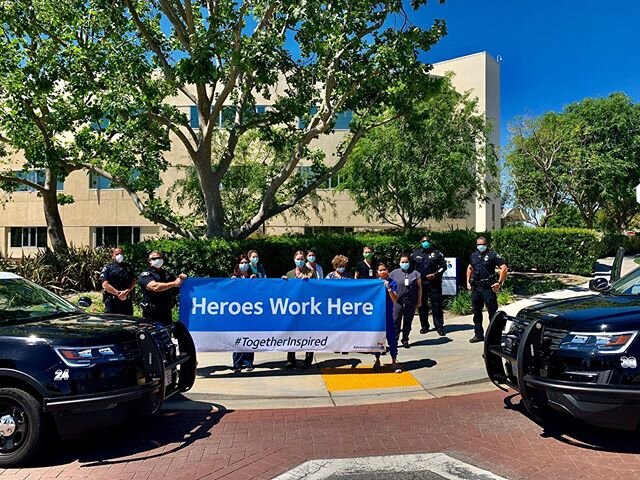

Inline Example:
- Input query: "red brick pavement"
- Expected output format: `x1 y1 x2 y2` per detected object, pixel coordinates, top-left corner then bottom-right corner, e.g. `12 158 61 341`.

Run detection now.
2 390 640 480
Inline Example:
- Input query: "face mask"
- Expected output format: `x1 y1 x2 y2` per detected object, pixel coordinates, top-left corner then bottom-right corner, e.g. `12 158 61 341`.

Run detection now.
239 263 250 272
363 252 373 259
421 241 431 249
477 245 488 253
150 258 164 268
337 266 345 273
115 254 124 264
307 256 316 263
250 256 259 265
378 271 388 279
400 262 410 271
295 259 305 268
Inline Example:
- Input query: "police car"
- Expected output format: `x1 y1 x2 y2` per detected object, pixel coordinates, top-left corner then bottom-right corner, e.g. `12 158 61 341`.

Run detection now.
484 249 640 429
0 272 197 466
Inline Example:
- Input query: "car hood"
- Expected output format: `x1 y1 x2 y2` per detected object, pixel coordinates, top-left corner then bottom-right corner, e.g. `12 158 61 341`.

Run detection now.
0 313 158 345
518 293 640 332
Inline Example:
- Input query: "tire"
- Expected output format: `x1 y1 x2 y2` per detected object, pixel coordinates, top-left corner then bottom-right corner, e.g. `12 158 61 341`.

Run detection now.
0 388 43 467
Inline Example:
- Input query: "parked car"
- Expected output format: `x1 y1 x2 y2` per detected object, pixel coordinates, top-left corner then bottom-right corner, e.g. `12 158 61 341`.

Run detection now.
484 248 640 430
0 272 197 466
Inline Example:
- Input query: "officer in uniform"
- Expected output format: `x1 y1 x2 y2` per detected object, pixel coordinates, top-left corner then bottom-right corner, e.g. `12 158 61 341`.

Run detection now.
138 250 187 325
411 235 447 336
99 247 137 315
466 236 508 343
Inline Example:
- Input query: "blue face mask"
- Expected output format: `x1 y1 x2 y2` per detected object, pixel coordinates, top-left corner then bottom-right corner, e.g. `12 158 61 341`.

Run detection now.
239 263 250 272
250 256 259 265
421 241 431 249
295 259 306 268
477 245 488 253
400 262 410 271
307 255 316 263
337 266 346 273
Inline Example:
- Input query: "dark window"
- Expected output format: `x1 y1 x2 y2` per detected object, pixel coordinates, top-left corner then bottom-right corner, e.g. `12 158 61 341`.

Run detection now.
14 170 64 191
94 226 142 247
190 105 199 128
89 170 139 190
91 118 110 131
334 111 353 130
9 227 47 248
220 106 235 128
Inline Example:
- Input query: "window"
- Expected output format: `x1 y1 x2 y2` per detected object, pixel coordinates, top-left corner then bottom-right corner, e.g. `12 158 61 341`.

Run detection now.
89 170 139 190
10 227 47 248
334 111 353 130
298 107 318 129
90 118 110 131
298 166 341 189
13 170 64 191
492 203 496 223
94 227 141 247
189 106 199 128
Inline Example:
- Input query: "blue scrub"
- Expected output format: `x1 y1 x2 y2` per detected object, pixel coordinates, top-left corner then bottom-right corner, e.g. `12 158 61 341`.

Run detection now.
376 278 399 360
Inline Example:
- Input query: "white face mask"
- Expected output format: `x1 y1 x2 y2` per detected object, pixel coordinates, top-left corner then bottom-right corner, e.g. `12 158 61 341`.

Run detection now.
115 254 124 264
150 258 164 268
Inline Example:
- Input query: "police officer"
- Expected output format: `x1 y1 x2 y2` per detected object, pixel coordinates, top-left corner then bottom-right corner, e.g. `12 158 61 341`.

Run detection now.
411 235 447 336
99 247 137 315
466 236 508 343
138 250 187 325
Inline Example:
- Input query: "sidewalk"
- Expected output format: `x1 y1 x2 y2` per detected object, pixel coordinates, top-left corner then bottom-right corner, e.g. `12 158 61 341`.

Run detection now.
167 255 639 412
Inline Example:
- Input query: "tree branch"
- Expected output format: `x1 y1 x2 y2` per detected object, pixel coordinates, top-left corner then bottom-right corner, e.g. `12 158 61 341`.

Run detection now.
0 173 46 194
147 112 198 158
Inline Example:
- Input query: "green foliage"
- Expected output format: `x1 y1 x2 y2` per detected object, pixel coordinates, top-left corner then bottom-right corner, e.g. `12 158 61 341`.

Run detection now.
545 203 586 228
445 286 514 316
492 228 601 275
341 76 496 229
0 247 112 294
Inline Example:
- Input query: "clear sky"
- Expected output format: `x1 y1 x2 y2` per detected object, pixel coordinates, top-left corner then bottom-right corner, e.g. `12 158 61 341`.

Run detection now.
412 0 640 148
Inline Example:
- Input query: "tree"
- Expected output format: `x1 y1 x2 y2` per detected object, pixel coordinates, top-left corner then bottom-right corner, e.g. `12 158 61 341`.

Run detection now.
108 0 446 239
339 76 496 230
505 113 570 227
0 0 170 250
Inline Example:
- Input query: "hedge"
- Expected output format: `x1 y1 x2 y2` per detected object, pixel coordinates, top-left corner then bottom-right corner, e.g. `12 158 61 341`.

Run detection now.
491 228 601 275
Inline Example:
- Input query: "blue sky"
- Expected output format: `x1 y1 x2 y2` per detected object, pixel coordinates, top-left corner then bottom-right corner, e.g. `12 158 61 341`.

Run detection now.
412 0 640 147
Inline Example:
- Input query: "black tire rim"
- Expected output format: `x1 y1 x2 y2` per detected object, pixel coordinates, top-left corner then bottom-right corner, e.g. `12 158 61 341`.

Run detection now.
0 399 27 454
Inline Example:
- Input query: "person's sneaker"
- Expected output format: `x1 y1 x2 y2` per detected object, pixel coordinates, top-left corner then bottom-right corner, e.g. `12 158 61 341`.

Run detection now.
469 335 485 343
402 340 410 349
437 328 445 336
373 359 381 372
232 367 242 373
243 362 254 372
419 327 429 334
284 361 296 369
392 361 402 373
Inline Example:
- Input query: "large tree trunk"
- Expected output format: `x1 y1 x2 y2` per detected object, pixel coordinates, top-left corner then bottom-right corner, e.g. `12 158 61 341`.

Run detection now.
193 147 225 238
42 169 68 252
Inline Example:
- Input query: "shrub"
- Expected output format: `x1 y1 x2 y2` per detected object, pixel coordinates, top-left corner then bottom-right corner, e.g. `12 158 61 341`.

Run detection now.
491 228 600 275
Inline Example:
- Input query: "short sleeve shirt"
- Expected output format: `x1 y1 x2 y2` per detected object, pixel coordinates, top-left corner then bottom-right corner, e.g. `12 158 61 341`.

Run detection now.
469 250 506 282
99 262 136 291
138 268 177 310
355 260 377 279
389 268 421 302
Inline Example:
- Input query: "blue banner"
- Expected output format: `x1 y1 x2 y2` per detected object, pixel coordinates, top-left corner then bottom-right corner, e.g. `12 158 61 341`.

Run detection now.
179 278 387 352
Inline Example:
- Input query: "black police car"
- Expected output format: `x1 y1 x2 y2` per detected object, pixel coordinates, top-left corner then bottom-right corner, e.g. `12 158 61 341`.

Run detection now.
484 249 640 430
0 272 197 466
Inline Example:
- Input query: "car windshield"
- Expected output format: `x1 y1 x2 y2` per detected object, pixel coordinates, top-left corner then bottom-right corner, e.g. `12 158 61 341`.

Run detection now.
609 267 640 295
0 278 79 323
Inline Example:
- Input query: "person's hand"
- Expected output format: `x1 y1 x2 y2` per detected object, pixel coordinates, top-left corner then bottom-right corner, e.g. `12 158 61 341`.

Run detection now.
467 282 472 290
281 276 288 280
383 279 389 288
491 282 501 293
117 291 128 301
250 274 257 279
426 273 436 281
174 277 183 287
179 273 188 280
416 302 422 309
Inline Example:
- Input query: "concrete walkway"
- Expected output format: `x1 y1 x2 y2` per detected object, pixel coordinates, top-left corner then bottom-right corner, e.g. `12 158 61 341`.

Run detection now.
167 256 639 411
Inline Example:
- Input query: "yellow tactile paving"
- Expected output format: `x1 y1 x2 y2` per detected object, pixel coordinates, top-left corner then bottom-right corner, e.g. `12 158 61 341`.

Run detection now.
320 365 421 392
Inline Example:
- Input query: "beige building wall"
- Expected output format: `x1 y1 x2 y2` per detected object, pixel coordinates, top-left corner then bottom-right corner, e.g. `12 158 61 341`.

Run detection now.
0 52 500 257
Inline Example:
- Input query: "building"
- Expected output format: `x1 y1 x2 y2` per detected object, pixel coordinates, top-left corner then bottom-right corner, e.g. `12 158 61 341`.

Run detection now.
0 52 500 257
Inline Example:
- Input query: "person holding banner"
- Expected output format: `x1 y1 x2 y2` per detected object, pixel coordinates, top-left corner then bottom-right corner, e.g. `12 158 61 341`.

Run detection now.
283 251 315 369
374 262 402 373
230 254 255 372
247 250 267 278
389 255 422 348
306 249 324 279
138 250 187 326
325 255 352 279
354 246 377 279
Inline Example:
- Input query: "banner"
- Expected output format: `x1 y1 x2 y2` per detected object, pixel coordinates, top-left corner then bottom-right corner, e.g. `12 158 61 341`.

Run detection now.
442 257 458 296
179 278 387 352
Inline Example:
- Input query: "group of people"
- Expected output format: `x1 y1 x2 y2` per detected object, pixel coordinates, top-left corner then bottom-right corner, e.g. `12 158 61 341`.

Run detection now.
99 235 508 373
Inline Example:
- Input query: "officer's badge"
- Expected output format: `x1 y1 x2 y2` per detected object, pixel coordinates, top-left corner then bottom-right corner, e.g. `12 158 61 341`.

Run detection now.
430 253 436 258
484 255 489 261
141 272 150 277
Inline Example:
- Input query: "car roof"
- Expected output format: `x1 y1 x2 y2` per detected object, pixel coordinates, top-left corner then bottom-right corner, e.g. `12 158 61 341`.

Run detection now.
0 272 22 280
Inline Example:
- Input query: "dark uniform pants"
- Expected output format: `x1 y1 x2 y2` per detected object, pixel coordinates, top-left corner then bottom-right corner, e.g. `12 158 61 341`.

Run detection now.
142 304 173 326
419 281 444 330
233 352 255 369
287 351 314 366
471 285 498 336
394 299 417 343
104 295 134 316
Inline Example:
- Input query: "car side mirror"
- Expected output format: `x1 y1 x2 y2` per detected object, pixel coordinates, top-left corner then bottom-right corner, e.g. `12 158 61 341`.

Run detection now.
78 297 93 308
589 278 610 292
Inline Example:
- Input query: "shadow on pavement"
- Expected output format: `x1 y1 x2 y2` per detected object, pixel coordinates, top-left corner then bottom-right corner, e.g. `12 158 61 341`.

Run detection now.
410 337 453 348
503 393 640 454
441 323 475 333
197 358 364 377
32 402 228 468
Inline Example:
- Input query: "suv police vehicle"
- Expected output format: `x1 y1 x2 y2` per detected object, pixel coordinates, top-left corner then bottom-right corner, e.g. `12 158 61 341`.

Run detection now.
0 272 197 466
484 249 640 430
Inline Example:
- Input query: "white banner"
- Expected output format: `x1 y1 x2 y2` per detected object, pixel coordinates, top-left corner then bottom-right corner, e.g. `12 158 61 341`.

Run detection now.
442 257 458 296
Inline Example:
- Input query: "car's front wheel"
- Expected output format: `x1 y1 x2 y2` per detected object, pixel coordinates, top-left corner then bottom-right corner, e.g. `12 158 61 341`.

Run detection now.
0 388 42 467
